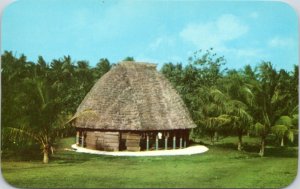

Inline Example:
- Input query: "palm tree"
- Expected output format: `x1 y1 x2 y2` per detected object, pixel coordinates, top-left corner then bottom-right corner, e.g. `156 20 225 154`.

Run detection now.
1 52 36 152
123 56 135 61
225 100 253 151
222 70 254 151
6 66 70 163
93 58 111 80
271 115 297 146
161 63 183 91
195 87 230 144
253 62 279 156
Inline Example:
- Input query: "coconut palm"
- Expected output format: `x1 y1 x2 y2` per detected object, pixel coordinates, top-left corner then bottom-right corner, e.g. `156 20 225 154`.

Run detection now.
222 70 254 150
272 115 297 146
6 66 70 163
93 58 111 80
251 62 279 156
197 87 231 144
225 100 253 151
1 52 36 152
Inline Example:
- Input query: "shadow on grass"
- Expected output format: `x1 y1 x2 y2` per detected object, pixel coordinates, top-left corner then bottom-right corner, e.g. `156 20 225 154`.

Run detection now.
243 143 261 153
264 147 298 158
215 144 298 158
51 149 136 164
214 143 236 150
51 150 100 164
1 150 42 162
194 139 298 158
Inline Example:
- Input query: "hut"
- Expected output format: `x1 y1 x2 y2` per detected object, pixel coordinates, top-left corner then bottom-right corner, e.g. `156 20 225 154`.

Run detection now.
71 61 196 151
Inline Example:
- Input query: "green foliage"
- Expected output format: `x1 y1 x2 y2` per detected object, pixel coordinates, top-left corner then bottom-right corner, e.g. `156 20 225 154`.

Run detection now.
93 58 112 80
292 114 298 126
272 125 288 138
253 122 266 136
1 49 298 160
275 116 292 127
271 115 297 146
1 51 112 162
161 49 298 154
123 56 135 61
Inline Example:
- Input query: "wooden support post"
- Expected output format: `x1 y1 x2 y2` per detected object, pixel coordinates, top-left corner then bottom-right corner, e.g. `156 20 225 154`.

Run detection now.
180 137 183 149
165 137 168 150
184 139 187 148
173 136 176 149
184 130 189 148
81 134 84 147
76 131 80 145
155 135 158 150
146 135 149 151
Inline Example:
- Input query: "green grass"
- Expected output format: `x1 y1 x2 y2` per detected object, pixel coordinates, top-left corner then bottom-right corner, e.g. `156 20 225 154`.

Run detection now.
1 137 298 188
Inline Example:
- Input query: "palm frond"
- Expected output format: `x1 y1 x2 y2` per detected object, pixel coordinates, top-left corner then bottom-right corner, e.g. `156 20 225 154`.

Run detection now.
6 127 41 143
253 122 266 135
271 125 288 137
286 130 294 143
275 116 292 127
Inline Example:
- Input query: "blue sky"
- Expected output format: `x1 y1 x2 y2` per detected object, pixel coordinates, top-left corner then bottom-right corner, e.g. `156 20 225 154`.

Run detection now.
1 0 298 71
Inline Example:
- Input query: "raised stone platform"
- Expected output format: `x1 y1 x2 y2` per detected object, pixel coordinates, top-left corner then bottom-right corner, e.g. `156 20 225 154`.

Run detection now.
71 144 209 156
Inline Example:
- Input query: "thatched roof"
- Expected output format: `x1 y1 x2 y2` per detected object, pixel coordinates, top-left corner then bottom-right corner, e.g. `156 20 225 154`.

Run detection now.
73 61 196 131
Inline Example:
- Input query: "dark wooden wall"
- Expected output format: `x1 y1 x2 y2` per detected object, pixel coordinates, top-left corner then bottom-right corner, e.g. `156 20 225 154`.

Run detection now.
86 131 119 151
81 129 190 152
124 133 141 151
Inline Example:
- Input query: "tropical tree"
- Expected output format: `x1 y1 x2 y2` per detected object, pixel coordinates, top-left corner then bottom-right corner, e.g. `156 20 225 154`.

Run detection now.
1 52 36 153
191 87 230 144
93 58 111 80
272 115 297 146
2 54 72 163
161 62 183 91
123 56 135 61
2 52 116 162
6 66 70 163
222 101 252 151
161 49 228 143
252 62 280 156
222 70 254 150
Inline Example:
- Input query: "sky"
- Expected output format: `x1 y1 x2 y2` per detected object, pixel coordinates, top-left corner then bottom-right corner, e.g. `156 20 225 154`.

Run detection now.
1 0 298 71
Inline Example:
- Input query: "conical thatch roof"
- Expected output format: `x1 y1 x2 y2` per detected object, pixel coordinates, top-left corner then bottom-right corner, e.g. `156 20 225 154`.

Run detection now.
73 61 196 131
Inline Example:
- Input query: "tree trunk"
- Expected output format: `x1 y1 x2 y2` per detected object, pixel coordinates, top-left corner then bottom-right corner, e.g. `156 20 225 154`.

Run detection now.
210 135 214 145
43 144 50 164
237 134 242 151
214 131 219 142
43 151 49 164
280 137 284 147
259 137 265 157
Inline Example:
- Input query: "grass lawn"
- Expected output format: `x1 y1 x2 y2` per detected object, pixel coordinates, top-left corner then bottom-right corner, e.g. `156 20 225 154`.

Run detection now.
1 137 298 188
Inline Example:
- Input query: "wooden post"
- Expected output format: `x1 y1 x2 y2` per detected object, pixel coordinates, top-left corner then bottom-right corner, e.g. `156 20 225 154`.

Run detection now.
76 131 80 145
155 135 158 150
180 137 183 149
165 137 168 150
184 138 187 148
173 136 176 149
146 134 149 151
81 134 84 147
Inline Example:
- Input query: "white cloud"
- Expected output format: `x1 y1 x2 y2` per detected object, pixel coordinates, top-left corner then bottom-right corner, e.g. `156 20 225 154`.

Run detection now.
71 1 156 41
249 12 259 19
226 48 264 58
180 14 248 50
148 36 176 50
179 14 269 66
268 37 295 48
